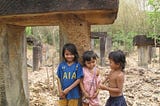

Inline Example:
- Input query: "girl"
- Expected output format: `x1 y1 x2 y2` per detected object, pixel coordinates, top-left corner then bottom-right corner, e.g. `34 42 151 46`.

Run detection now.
80 50 100 106
57 43 83 106
100 50 127 106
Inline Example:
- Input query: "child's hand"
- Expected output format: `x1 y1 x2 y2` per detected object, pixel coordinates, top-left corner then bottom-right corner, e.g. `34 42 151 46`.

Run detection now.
104 72 109 79
99 84 108 90
92 90 99 98
63 88 70 95
59 91 65 99
84 91 90 98
102 73 109 84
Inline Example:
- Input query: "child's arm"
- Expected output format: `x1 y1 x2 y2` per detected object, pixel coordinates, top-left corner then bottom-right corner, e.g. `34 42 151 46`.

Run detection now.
92 88 99 98
80 79 85 94
56 76 65 98
63 79 81 95
100 74 124 93
80 79 90 98
92 69 100 98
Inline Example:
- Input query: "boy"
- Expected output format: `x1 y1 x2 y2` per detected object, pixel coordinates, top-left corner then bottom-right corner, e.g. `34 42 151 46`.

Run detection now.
100 50 127 106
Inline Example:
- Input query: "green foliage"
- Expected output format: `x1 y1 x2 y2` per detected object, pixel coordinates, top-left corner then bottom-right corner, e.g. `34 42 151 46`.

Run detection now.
27 45 33 50
148 0 160 11
147 0 160 44
91 24 136 52
45 28 59 46
147 12 160 36
30 26 59 46
25 27 33 36
111 30 136 51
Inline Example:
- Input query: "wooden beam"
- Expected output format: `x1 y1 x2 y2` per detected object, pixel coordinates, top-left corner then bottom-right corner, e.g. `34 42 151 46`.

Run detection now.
0 10 117 26
0 0 119 16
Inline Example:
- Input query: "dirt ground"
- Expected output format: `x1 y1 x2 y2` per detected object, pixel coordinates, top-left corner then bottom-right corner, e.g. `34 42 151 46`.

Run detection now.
28 47 160 106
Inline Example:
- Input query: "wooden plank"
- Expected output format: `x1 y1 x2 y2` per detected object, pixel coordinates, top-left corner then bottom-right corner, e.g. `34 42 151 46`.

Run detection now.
0 0 119 16
133 35 154 46
0 10 117 26
91 32 107 37
133 35 160 46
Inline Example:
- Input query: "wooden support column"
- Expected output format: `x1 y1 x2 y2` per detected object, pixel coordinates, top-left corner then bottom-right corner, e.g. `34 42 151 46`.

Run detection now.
100 36 106 66
106 36 112 55
0 25 8 106
148 46 153 64
138 46 150 68
33 46 41 71
59 14 91 62
0 25 29 106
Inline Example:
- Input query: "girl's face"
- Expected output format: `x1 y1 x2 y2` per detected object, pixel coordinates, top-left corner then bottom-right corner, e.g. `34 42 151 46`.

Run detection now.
109 59 120 70
64 49 75 63
85 58 96 69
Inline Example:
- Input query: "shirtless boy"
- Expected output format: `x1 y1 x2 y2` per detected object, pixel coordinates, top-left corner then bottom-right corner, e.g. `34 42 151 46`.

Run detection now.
100 50 127 106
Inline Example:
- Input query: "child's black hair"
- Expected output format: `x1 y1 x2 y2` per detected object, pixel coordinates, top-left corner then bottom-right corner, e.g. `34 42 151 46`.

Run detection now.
108 50 126 71
62 43 79 62
82 50 98 66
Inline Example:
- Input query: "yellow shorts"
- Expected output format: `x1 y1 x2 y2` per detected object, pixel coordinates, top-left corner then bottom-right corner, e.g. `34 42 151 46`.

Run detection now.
58 99 78 106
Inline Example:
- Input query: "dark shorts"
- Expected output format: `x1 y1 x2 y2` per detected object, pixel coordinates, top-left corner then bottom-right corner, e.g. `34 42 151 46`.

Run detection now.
105 95 127 106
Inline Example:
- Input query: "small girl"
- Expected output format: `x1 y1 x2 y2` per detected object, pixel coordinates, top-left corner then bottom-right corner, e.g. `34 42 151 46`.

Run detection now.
100 50 127 106
80 50 101 106
56 43 83 106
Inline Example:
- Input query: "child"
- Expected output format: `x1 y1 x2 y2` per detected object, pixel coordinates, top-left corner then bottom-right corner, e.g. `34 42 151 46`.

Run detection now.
80 50 101 106
56 43 83 106
100 50 127 106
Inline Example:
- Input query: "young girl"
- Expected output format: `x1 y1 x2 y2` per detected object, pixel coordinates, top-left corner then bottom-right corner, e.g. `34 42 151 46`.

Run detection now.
80 50 101 106
56 43 83 106
100 50 127 106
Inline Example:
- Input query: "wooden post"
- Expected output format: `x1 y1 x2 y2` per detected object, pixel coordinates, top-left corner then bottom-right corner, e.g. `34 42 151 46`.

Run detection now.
91 32 108 66
133 35 160 68
91 39 95 50
33 46 41 71
0 25 8 106
0 25 29 106
100 36 106 66
148 46 152 64
106 36 112 56
159 47 160 67
138 46 150 68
